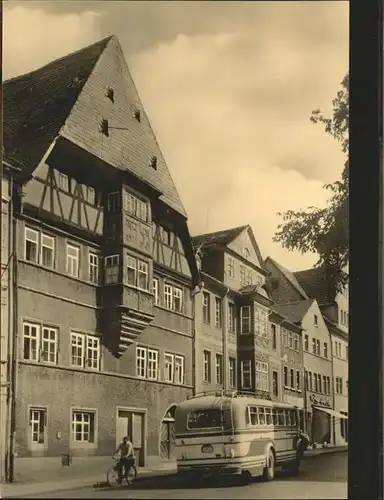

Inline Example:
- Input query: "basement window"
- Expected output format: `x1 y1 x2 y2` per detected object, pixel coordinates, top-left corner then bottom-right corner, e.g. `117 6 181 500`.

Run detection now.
106 88 114 102
150 156 158 170
134 109 141 122
100 119 109 137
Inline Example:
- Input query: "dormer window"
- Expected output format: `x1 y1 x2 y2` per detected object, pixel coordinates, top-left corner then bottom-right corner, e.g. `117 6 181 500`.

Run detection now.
134 109 141 122
106 88 114 102
100 119 109 137
150 156 158 170
243 247 250 258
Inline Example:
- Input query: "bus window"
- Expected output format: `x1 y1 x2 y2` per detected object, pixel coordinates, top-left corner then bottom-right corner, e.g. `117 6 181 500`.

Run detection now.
290 410 297 427
278 409 285 426
249 406 258 426
272 409 278 425
265 408 272 425
259 407 266 425
284 409 291 426
187 409 223 429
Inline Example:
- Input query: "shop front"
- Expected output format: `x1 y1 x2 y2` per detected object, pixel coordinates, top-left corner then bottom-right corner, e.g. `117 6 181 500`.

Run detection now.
305 393 333 445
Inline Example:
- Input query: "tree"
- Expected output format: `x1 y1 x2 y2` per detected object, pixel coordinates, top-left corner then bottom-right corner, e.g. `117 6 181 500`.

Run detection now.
273 74 349 292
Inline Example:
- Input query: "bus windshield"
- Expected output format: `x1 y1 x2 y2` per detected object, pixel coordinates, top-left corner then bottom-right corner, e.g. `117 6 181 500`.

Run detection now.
187 409 223 429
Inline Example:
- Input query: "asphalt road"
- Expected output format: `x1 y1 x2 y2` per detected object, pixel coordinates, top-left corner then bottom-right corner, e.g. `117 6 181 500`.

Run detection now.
26 452 347 500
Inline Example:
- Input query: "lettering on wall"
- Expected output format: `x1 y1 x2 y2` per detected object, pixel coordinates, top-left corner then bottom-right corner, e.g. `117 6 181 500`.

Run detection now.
309 394 331 408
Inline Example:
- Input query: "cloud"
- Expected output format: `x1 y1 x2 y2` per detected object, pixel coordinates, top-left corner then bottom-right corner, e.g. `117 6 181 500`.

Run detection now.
3 6 104 80
4 2 348 271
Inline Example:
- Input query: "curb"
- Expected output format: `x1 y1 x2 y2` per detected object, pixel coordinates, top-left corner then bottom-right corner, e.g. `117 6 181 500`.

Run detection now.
304 448 348 459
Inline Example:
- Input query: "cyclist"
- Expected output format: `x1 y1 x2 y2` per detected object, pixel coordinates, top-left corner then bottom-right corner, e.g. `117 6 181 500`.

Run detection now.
113 436 135 484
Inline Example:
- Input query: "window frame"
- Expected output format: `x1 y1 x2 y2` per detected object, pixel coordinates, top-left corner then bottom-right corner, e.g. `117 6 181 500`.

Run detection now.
228 302 236 333
153 278 159 305
40 233 55 269
228 357 236 388
203 350 211 383
214 297 222 328
215 353 223 385
25 227 39 264
164 352 174 383
88 252 99 284
71 409 97 446
241 359 252 389
136 346 147 378
202 292 210 324
271 324 277 350
29 406 48 448
174 355 185 385
66 244 80 278
41 326 59 365
70 332 101 370
240 305 251 334
228 257 235 278
104 254 120 284
173 287 183 313
164 284 173 310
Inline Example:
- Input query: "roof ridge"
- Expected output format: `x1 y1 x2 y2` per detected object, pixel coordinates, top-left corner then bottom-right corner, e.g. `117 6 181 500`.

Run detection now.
193 224 248 240
4 35 113 84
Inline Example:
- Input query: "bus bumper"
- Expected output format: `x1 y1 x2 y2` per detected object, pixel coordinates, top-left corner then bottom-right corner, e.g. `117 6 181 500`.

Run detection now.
177 463 243 476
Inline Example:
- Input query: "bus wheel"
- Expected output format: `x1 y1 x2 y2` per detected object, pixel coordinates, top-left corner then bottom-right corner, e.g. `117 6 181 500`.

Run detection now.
263 449 276 481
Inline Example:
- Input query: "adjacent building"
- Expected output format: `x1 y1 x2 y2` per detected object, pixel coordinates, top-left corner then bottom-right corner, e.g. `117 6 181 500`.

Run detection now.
3 35 199 481
265 258 338 446
295 267 349 445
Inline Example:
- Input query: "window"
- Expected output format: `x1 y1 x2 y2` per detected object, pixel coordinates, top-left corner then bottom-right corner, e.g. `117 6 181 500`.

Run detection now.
304 334 309 351
105 254 120 284
272 371 279 397
66 244 79 278
41 327 58 364
153 278 159 305
240 266 246 285
255 361 268 392
241 306 251 334
308 371 313 391
25 227 39 263
137 260 149 290
88 253 99 284
282 328 288 347
316 339 321 355
323 375 327 394
123 191 148 222
23 322 40 361
318 374 322 393
164 284 172 310
136 346 158 380
229 358 236 388
85 186 95 205
336 377 343 394
254 307 268 337
203 350 211 383
23 322 58 364
164 353 174 383
314 314 318 326
290 368 294 389
294 334 300 351
127 256 149 290
174 355 184 385
72 410 95 443
107 192 120 212
58 172 69 191
296 370 301 391
271 324 277 350
29 407 47 445
312 338 317 354
305 370 308 390
228 257 235 278
228 302 236 333
327 376 331 394
283 366 288 387
324 342 328 358
147 349 159 380
40 234 55 268
70 332 100 370
288 333 293 349
160 227 171 246
187 409 223 429
173 287 183 313
241 360 252 389
314 373 318 392
215 297 222 328
136 347 147 378
203 292 210 323
246 269 252 285
215 354 223 385
248 406 258 426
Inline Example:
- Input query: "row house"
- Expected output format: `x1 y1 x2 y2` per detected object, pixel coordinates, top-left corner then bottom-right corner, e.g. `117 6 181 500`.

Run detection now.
3 35 199 482
265 258 343 446
295 267 349 445
192 225 304 407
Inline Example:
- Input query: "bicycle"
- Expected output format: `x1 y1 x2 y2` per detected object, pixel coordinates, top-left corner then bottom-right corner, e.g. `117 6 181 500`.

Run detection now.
107 456 138 486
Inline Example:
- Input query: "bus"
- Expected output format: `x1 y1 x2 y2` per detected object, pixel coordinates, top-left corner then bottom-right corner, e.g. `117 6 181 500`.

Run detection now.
175 391 308 483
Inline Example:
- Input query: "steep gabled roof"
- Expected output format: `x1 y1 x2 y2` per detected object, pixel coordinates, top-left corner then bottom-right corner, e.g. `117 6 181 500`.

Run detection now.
265 256 309 299
294 267 333 305
4 36 112 172
4 35 187 217
192 225 248 249
271 299 314 324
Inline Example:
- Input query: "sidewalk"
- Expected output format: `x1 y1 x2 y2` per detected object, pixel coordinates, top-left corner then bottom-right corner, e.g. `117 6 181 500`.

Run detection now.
1 446 348 498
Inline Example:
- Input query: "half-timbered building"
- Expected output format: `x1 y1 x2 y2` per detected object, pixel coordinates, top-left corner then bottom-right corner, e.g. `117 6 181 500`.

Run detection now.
3 35 199 480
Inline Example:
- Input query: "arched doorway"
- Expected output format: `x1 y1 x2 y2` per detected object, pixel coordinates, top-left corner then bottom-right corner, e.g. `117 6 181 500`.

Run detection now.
160 405 177 460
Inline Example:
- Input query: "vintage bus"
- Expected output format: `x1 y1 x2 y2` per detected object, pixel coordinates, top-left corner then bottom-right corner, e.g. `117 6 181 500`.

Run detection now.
175 391 308 483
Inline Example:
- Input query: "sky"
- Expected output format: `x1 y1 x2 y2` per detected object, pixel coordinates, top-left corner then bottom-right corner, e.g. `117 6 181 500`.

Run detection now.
3 1 349 271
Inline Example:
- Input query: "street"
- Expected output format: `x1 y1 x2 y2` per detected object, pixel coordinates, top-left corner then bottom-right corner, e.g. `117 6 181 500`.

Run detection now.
25 452 347 499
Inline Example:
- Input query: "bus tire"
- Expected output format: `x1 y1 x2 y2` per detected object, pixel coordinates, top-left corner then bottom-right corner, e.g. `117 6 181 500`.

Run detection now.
263 448 276 482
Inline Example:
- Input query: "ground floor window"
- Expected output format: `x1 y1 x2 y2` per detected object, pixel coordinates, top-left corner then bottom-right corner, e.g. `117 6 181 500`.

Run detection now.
71 410 96 444
29 407 47 446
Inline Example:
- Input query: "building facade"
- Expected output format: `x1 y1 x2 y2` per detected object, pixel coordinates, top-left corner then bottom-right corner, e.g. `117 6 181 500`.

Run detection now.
295 269 349 446
265 258 336 446
3 36 199 481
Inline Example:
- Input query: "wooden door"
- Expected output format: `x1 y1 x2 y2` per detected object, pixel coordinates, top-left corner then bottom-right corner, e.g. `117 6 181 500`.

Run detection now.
160 421 176 459
116 410 130 448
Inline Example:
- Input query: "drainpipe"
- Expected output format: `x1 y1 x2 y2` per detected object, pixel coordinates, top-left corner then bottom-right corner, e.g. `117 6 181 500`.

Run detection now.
329 331 336 446
8 182 19 482
222 288 229 391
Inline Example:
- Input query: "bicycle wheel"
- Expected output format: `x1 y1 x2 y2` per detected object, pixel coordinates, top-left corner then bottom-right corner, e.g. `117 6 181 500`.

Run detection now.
107 466 120 486
126 465 138 485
